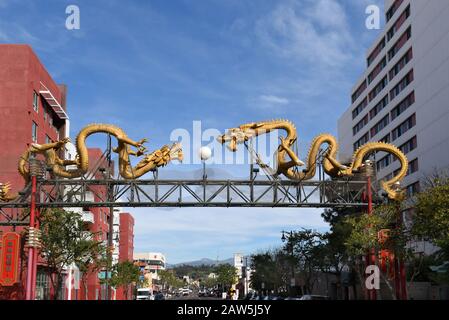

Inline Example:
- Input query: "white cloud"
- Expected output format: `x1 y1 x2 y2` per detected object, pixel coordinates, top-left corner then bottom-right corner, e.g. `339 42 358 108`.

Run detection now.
255 0 356 69
259 94 290 105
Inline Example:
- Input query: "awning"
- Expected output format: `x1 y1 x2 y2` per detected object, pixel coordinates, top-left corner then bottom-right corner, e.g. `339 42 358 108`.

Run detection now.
39 81 69 120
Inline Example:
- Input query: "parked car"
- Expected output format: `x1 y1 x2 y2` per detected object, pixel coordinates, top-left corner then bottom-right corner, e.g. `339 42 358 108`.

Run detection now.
154 292 165 300
182 288 190 296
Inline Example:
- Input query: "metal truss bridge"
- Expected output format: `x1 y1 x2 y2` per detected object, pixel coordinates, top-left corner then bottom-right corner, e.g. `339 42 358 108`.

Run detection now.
0 141 380 227
0 174 376 227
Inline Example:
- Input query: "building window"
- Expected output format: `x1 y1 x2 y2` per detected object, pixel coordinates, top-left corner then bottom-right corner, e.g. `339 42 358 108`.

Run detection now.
390 70 413 101
393 158 418 178
387 5 410 41
352 98 368 119
395 136 417 157
353 133 369 151
369 76 388 102
376 154 392 171
406 181 420 197
370 114 390 138
388 26 411 61
368 57 387 84
33 91 39 112
36 270 50 300
369 95 389 120
381 172 394 182
367 38 386 67
386 0 404 22
392 114 416 141
391 91 415 120
380 133 390 143
45 135 52 144
408 158 419 175
353 115 369 136
32 121 38 143
351 81 367 103
389 48 413 80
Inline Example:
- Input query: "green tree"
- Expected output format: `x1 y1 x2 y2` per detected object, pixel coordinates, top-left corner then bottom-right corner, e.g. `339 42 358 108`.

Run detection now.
39 208 105 300
107 261 140 300
77 242 109 300
214 264 238 292
202 276 218 290
250 249 291 295
321 207 362 299
412 174 449 258
286 229 325 295
158 269 184 291
344 204 411 299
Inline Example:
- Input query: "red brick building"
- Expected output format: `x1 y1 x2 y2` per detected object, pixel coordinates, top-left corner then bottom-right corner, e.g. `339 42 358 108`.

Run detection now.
0 44 69 300
0 44 68 197
116 212 134 300
119 213 134 263
0 45 126 300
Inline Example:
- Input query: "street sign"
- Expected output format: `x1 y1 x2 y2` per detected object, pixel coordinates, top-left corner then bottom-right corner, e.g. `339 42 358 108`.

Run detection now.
98 271 112 280
0 232 21 286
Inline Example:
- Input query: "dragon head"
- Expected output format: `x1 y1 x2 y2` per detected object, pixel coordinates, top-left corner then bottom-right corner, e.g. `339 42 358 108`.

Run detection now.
217 123 260 152
135 143 183 170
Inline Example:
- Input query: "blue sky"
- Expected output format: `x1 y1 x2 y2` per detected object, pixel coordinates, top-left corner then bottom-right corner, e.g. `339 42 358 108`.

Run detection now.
1 0 384 263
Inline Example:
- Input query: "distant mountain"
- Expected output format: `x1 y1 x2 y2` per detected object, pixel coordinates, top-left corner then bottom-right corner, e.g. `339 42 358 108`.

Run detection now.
168 257 234 267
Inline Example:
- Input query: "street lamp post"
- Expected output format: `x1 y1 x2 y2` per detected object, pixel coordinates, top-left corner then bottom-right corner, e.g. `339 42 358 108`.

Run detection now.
199 146 211 203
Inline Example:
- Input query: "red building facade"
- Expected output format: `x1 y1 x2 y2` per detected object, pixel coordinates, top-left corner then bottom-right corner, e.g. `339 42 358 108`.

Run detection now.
116 212 134 300
119 213 134 263
0 44 68 197
0 44 136 301
0 44 68 300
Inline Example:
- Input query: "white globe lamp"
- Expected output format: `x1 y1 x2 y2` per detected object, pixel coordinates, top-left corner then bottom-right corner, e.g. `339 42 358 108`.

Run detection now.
199 146 212 161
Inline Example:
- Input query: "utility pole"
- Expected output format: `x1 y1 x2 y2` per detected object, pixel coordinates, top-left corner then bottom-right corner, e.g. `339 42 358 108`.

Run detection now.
365 160 377 301
106 134 114 300
25 158 42 300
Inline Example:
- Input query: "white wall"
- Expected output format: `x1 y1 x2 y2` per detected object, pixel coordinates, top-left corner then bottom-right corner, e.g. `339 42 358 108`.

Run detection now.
338 0 449 187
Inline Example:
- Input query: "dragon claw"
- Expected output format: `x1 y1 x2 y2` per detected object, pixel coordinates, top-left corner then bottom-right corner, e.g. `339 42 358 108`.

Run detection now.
137 138 148 147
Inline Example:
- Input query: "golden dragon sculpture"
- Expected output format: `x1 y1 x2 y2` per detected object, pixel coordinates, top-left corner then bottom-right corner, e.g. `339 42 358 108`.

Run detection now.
217 119 408 201
0 124 183 202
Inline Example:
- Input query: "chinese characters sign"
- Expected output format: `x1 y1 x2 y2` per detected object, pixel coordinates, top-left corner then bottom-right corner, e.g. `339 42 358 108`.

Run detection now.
0 232 21 286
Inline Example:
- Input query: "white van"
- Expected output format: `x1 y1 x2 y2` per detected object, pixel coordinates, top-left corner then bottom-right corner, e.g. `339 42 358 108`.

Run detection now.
136 288 154 300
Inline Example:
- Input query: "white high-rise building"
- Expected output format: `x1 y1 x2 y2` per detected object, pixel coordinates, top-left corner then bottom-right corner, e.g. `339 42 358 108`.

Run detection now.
338 0 449 199
234 253 244 278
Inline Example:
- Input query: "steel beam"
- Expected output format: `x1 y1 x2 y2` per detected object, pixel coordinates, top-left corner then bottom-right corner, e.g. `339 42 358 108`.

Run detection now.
0 178 374 210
